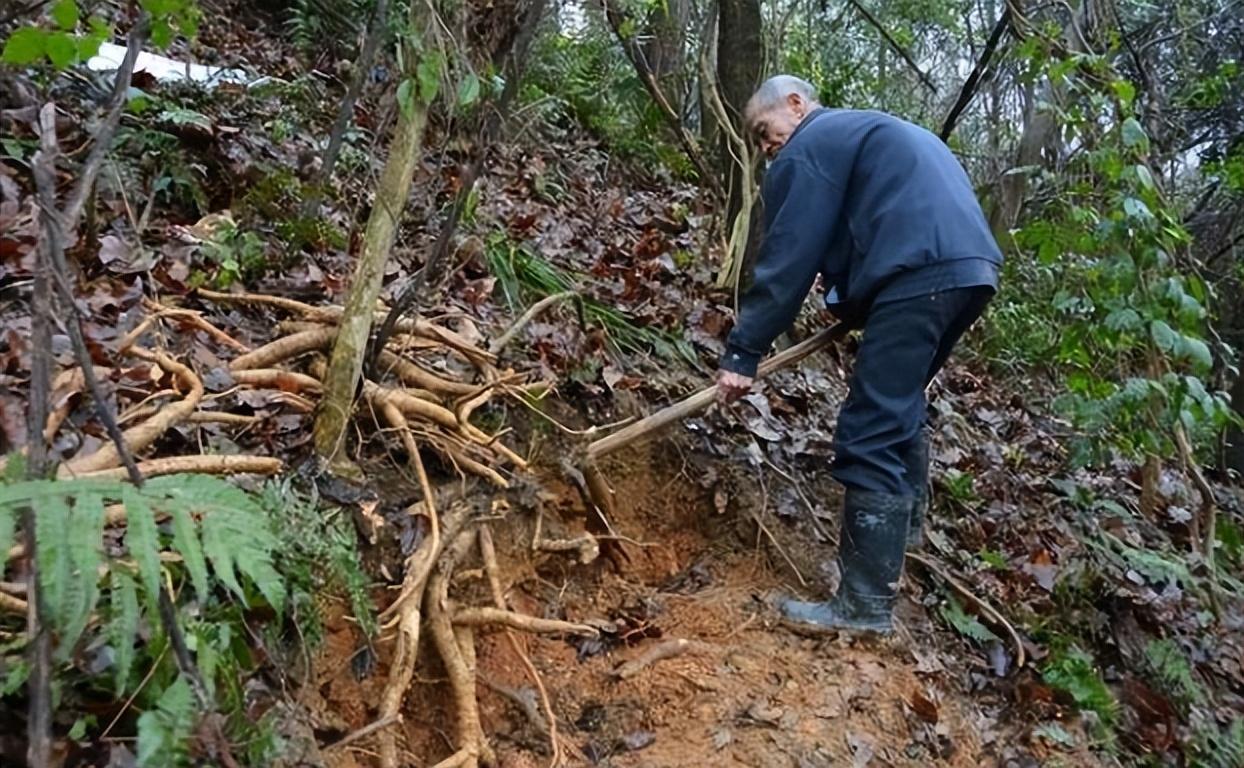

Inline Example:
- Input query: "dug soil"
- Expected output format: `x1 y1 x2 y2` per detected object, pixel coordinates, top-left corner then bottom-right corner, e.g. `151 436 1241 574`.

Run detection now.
298 436 1102 768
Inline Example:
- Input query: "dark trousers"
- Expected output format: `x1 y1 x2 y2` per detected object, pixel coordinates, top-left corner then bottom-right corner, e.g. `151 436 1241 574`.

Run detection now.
831 286 994 495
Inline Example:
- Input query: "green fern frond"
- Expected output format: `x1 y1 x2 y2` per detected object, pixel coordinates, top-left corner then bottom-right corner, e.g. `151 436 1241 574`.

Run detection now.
61 492 106 658
939 594 1000 645
35 494 72 636
110 569 140 695
1144 638 1204 709
169 502 209 600
136 674 196 767
0 501 14 565
121 487 163 611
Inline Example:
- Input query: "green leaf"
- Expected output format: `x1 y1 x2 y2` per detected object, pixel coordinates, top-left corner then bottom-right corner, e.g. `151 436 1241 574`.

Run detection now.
2 27 48 65
396 79 415 120
110 570 139 694
68 716 89 741
168 501 209 600
1180 336 1213 371
416 55 440 104
1111 79 1135 107
137 675 195 767
60 492 105 656
1121 117 1149 153
51 0 79 30
1104 307 1141 332
151 17 174 49
457 72 480 107
36 494 72 634
939 595 999 645
1150 320 1178 353
1134 164 1156 192
44 31 77 69
122 487 163 609
0 502 14 569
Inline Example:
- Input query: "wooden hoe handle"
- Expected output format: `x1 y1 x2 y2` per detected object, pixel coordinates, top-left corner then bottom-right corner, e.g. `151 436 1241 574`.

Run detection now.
586 323 849 460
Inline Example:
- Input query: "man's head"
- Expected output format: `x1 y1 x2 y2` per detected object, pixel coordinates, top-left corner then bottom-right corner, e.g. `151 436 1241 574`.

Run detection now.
744 75 821 159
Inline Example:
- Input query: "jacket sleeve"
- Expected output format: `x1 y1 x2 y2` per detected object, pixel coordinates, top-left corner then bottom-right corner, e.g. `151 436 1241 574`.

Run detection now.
719 156 846 377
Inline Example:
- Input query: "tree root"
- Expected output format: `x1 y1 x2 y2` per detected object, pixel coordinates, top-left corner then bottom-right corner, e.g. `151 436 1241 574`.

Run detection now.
228 328 336 371
375 350 479 396
59 348 203 476
0 591 27 615
612 638 712 680
73 455 282 480
229 368 323 393
141 299 249 352
451 607 599 637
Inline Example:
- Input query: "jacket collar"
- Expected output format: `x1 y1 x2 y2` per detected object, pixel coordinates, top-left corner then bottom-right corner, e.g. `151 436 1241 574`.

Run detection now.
788 107 829 143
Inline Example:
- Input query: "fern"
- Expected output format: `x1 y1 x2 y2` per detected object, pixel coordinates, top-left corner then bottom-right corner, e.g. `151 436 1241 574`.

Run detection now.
1042 645 1118 727
110 570 140 693
0 498 14 564
1143 638 1204 709
136 675 196 767
939 594 1000 645
0 473 286 691
1191 716 1244 768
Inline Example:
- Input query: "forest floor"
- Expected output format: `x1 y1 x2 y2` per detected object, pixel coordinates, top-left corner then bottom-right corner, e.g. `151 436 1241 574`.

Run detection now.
2 3 1243 766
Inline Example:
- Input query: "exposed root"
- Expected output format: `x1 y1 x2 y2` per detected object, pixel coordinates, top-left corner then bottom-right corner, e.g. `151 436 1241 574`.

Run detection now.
141 299 249 352
73 455 282 480
488 290 576 354
228 328 336 371
451 607 599 637
481 526 566 766
194 288 322 317
430 750 472 768
323 714 402 753
185 412 259 426
375 350 479 396
60 348 204 476
427 531 488 768
374 423 440 768
0 591 28 615
229 368 323 393
612 638 712 680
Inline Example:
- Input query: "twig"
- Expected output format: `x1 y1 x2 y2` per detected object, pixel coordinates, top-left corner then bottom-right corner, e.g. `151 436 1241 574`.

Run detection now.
73 455 282 480
61 17 151 229
612 638 712 680
845 0 938 93
324 714 402 753
749 509 807 587
601 0 724 202
451 607 599 637
488 291 576 354
302 0 391 216
906 551 1026 669
940 6 1012 140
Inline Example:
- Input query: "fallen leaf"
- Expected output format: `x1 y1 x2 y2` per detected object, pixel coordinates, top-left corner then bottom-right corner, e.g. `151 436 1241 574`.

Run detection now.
907 687 939 724
1022 549 1058 592
847 731 875 767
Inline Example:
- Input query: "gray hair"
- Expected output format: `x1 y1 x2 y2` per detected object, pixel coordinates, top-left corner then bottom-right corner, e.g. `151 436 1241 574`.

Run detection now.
745 75 821 121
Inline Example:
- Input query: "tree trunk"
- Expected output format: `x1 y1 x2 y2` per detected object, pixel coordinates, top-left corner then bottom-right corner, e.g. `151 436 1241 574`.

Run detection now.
717 0 762 234
313 12 433 467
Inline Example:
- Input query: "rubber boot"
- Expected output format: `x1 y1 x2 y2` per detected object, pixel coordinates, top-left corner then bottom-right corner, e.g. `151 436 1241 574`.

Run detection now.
780 489 912 635
901 433 931 549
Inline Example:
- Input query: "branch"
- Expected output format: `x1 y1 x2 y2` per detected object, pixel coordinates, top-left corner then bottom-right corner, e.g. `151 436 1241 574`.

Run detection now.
488 290 576 354
62 17 151 229
845 0 937 94
601 0 725 202
939 6 1011 141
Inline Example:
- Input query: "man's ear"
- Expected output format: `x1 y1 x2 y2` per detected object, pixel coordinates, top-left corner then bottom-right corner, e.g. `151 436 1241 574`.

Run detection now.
787 92 804 110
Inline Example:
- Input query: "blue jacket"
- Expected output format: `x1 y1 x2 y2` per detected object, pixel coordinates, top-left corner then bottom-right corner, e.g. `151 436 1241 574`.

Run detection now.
720 108 1003 377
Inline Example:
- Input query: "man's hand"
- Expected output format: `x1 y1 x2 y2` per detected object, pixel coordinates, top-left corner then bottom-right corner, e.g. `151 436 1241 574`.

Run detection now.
716 369 754 404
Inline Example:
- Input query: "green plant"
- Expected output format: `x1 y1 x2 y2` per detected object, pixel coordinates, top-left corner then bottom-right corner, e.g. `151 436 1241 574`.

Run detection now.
1142 638 1204 710
0 471 286 764
940 469 978 503
1042 644 1118 731
938 594 999 645
484 233 696 363
200 219 267 288
1190 716 1244 768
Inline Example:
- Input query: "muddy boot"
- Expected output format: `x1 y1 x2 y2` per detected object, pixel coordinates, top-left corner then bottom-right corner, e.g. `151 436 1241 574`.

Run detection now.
780 489 912 635
902 434 931 549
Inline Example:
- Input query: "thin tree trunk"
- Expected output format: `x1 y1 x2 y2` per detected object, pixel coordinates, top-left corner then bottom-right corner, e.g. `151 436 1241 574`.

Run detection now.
314 9 433 466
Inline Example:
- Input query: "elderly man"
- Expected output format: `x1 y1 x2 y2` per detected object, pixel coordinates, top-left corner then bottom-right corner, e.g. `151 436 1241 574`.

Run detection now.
716 75 1003 634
